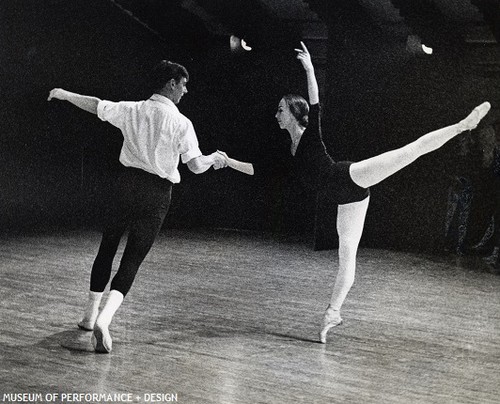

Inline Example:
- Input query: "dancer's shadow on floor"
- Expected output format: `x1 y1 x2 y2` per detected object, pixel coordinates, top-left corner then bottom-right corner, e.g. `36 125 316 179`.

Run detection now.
36 329 94 353
268 332 321 344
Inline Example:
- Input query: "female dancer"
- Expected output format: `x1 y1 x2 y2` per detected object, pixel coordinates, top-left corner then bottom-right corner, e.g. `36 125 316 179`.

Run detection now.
218 42 491 343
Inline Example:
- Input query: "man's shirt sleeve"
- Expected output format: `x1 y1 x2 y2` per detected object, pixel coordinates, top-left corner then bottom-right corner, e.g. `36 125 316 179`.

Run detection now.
178 118 202 163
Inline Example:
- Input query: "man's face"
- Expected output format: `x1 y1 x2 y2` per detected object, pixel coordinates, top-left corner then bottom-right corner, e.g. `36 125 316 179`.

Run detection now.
172 77 188 104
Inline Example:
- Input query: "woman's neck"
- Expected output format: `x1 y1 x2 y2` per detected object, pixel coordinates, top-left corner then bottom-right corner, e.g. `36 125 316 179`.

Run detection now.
289 125 305 155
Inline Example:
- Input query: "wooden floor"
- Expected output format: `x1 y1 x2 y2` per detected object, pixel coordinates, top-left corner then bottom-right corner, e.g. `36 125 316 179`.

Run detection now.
1 228 499 404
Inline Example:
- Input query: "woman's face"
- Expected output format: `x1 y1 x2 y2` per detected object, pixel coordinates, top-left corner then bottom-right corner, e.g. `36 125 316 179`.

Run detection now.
275 98 296 130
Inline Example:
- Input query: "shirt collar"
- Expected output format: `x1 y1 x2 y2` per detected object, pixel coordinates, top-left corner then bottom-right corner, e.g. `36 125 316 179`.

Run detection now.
150 94 177 109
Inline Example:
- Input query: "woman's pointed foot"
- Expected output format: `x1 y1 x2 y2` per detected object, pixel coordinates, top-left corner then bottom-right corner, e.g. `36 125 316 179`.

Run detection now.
319 306 343 344
92 323 112 353
458 102 491 132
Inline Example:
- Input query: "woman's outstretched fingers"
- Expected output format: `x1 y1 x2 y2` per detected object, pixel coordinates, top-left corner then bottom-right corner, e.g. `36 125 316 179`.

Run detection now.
294 42 309 55
295 42 314 71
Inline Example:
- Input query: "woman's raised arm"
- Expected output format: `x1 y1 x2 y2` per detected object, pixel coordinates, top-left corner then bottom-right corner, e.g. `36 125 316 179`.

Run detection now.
294 41 319 105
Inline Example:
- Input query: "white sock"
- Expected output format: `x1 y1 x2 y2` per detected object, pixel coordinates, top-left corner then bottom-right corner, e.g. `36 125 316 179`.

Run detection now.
95 290 124 329
81 291 103 325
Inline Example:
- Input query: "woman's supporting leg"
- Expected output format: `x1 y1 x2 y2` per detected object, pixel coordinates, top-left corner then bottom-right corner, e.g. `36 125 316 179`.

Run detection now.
350 102 491 189
320 196 370 343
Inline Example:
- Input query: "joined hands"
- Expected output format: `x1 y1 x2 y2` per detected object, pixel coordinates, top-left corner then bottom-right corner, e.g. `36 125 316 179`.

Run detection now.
216 150 254 176
212 152 228 170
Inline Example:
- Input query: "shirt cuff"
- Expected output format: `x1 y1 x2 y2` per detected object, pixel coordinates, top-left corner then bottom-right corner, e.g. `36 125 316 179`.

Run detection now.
96 100 112 121
181 148 203 164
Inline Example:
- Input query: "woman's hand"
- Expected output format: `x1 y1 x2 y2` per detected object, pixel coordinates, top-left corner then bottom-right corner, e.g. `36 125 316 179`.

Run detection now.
294 41 314 72
217 150 254 176
295 41 319 105
216 150 229 160
211 152 228 170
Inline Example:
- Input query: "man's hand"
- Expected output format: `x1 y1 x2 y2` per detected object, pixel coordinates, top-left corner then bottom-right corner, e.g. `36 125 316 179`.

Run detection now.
47 88 66 101
211 152 228 170
216 150 254 175
216 150 229 160
46 89 100 114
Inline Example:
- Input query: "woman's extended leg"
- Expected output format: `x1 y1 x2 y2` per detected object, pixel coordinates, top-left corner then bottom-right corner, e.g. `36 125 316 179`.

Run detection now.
320 196 370 343
350 102 491 189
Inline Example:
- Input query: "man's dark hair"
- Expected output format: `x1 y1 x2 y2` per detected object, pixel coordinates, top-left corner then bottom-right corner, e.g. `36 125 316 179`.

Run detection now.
150 60 189 93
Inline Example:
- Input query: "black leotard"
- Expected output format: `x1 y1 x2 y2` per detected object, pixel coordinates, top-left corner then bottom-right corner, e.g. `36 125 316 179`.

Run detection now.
253 103 370 204
292 103 370 204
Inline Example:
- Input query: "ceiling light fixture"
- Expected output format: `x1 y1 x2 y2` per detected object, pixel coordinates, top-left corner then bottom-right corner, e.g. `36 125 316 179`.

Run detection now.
406 35 433 56
230 35 252 53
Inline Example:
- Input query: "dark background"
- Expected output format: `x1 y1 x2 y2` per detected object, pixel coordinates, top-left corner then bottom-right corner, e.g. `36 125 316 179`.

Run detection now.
0 0 498 253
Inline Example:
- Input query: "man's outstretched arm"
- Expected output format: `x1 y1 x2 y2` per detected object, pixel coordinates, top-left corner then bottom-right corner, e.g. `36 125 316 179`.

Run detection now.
48 88 101 115
186 152 228 174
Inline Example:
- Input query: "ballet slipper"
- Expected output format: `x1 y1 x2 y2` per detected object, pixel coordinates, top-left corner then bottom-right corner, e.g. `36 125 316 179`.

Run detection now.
457 102 491 132
90 290 123 353
78 291 103 331
77 320 94 332
319 305 343 344
92 322 113 353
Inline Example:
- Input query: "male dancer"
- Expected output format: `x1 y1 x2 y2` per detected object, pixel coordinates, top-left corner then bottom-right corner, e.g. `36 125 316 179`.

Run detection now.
48 60 226 353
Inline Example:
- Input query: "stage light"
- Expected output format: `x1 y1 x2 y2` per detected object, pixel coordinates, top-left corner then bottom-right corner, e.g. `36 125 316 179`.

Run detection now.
421 44 433 55
406 35 433 56
230 35 252 53
240 39 252 51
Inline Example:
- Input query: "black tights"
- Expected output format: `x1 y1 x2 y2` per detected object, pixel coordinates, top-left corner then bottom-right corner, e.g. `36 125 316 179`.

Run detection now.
90 167 172 296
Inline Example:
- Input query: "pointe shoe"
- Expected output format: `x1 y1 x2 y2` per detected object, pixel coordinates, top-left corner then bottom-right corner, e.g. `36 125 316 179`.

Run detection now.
319 306 343 344
77 319 95 332
92 323 112 353
457 102 491 132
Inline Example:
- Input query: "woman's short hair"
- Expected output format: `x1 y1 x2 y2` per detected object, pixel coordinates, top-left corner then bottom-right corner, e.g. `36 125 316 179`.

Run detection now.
282 94 309 127
150 60 189 93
